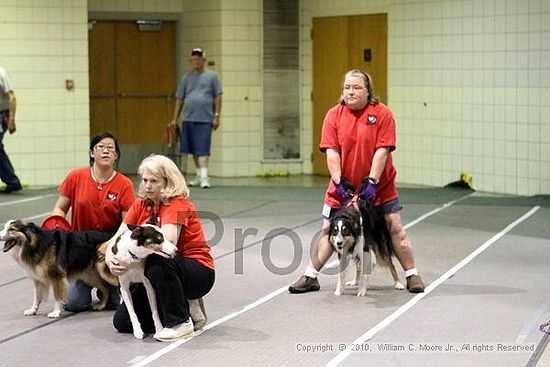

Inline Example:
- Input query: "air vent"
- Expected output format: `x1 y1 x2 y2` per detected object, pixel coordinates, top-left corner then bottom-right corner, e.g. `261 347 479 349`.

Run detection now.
136 20 162 32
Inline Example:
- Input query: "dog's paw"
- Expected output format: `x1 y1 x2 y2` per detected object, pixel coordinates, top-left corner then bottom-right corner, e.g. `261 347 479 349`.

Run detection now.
24 308 37 316
394 281 405 290
133 329 145 340
334 288 343 296
92 303 106 311
356 289 367 297
47 310 61 318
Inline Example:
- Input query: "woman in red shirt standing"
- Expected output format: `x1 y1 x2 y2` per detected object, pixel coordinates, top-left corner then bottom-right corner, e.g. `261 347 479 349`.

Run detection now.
289 69 424 294
52 132 135 312
107 154 215 342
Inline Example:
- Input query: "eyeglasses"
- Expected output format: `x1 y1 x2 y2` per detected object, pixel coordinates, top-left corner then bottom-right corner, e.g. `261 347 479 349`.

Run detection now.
94 144 116 152
343 85 365 91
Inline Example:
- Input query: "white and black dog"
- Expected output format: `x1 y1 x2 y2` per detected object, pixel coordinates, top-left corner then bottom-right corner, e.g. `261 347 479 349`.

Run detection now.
329 197 404 296
110 224 177 339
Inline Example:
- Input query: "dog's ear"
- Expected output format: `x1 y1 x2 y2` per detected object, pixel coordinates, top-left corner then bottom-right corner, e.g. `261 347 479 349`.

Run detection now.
13 219 27 231
127 224 137 231
129 225 144 240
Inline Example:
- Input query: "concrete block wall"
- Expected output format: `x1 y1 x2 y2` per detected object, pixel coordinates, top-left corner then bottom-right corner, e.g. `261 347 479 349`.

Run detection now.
2 0 549 195
301 0 550 195
0 0 90 187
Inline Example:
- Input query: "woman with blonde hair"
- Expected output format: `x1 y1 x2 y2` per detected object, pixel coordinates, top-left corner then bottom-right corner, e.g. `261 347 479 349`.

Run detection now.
106 154 215 341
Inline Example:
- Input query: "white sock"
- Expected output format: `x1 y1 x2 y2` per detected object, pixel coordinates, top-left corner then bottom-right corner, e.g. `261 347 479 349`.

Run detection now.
304 266 319 278
404 268 418 277
198 167 208 179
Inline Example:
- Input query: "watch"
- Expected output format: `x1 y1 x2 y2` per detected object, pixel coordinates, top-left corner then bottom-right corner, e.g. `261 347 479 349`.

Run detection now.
368 177 379 185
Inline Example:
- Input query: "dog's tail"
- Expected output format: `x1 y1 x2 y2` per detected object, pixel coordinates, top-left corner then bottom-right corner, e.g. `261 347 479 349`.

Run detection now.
358 198 394 261
96 261 118 286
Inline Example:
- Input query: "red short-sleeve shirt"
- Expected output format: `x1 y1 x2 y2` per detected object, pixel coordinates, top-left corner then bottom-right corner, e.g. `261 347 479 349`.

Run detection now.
320 102 398 208
59 167 135 232
124 197 214 270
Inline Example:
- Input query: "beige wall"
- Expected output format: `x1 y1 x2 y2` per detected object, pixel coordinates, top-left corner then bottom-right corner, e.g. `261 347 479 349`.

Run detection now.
2 0 549 195
0 0 90 187
302 0 550 196
88 0 306 178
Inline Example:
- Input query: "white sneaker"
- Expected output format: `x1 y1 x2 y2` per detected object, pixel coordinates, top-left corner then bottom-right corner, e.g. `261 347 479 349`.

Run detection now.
188 177 200 187
153 319 194 342
189 298 207 331
200 177 211 189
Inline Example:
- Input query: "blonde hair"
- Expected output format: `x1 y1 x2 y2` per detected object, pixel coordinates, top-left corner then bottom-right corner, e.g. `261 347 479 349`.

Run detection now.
137 154 189 203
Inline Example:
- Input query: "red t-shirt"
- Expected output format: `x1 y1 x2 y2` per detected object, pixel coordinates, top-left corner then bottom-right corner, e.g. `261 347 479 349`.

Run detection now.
124 197 214 270
320 102 398 208
59 167 135 232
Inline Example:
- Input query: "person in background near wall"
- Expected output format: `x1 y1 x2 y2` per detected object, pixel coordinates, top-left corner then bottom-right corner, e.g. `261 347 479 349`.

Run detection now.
169 47 223 189
289 69 425 295
107 154 215 341
52 132 135 312
0 66 22 194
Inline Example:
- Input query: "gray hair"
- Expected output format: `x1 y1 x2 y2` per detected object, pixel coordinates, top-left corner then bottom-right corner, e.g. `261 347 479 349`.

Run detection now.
341 69 380 105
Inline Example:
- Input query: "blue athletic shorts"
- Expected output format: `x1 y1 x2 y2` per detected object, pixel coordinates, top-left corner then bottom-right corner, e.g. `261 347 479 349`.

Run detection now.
180 121 212 156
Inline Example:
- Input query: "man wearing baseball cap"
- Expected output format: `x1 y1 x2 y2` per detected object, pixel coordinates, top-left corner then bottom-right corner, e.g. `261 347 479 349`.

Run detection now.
169 47 223 188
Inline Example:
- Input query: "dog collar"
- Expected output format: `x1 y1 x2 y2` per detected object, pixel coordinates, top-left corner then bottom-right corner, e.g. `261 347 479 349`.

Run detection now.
346 195 360 212
127 249 140 261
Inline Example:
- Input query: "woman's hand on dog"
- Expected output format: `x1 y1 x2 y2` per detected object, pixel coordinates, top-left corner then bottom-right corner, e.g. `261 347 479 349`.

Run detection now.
107 256 128 276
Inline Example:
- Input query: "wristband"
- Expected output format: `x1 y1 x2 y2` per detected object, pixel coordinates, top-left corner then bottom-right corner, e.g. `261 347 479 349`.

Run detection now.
368 177 379 185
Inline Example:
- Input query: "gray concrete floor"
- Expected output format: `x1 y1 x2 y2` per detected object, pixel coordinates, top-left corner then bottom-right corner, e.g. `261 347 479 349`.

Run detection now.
0 175 549 367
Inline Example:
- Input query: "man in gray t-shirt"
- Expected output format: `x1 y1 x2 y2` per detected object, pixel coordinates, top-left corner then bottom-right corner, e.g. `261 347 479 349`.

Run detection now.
169 48 223 189
0 66 22 193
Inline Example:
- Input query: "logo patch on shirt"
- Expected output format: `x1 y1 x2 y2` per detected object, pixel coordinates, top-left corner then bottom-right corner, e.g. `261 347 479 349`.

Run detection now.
107 191 117 201
367 115 377 124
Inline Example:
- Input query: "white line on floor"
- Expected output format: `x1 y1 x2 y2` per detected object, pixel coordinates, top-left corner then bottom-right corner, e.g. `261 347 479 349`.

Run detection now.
516 297 550 344
323 205 540 367
24 212 52 221
1 212 51 228
130 285 289 367
130 194 474 366
0 194 57 207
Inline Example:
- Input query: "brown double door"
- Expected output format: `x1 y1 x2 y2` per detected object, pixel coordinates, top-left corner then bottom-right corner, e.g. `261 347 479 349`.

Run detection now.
89 20 176 146
312 14 388 175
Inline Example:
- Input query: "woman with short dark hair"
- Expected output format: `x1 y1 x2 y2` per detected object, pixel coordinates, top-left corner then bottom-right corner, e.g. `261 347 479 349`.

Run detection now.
52 132 135 312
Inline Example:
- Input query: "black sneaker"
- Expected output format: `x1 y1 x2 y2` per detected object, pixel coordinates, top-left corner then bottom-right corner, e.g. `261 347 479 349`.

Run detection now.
406 274 425 293
1 182 22 194
288 275 320 294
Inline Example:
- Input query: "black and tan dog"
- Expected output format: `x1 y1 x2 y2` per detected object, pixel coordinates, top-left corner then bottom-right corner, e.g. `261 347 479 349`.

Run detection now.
329 197 404 296
0 219 118 318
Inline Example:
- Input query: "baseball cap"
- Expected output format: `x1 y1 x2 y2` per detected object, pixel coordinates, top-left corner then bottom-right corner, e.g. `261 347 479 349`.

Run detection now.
191 47 205 57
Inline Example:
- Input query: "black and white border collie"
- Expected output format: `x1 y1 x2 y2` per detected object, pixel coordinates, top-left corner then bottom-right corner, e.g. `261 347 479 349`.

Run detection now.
328 198 404 296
